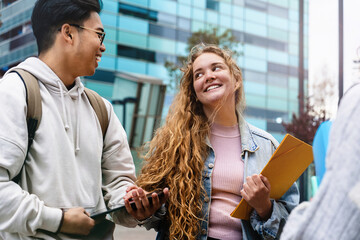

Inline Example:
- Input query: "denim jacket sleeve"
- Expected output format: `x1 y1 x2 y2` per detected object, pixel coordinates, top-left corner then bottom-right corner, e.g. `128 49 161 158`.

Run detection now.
249 182 299 239
141 204 167 232
241 122 300 239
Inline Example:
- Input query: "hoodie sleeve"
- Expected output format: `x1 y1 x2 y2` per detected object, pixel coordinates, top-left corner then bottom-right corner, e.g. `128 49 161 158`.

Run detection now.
0 73 63 235
100 100 138 227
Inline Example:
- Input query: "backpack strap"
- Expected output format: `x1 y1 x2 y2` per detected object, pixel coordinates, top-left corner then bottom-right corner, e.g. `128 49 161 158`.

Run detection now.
10 69 42 183
84 87 109 139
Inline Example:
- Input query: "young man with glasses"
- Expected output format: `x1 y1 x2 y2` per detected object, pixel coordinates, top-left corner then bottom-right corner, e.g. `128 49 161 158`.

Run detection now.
0 0 166 239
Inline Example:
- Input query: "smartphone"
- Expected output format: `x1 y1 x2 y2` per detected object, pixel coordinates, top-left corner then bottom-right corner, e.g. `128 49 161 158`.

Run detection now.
90 189 165 219
129 189 165 210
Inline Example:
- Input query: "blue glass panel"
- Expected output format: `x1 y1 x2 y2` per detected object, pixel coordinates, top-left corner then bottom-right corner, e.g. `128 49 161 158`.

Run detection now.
219 2 232 14
192 21 205 32
193 0 206 8
148 36 176 54
289 55 298 67
244 44 267 60
245 58 267 72
246 94 266 108
147 63 168 79
289 44 298 55
116 57 146 74
268 49 288 65
289 9 299 21
244 81 266 96
178 17 191 31
246 117 267 130
267 97 287 111
245 8 267 24
100 12 117 27
84 80 114 100
232 18 244 31
271 133 285 143
268 27 288 42
289 21 299 33
232 5 244 19
206 10 218 24
176 42 188 55
104 27 116 41
268 15 288 30
288 76 298 90
118 16 148 34
179 0 191 5
121 0 149 8
102 0 118 13
118 31 147 48
178 4 192 18
268 85 288 98
149 0 177 15
220 15 231 27
245 21 267 37
103 42 116 56
192 7 205 21
289 33 299 44
97 55 116 71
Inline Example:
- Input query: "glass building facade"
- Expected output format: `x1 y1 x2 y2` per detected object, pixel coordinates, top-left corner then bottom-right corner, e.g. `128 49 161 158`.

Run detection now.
0 0 309 143
0 0 309 180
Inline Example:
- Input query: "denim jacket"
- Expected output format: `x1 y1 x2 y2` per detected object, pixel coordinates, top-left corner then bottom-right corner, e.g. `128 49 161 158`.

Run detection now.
144 121 299 240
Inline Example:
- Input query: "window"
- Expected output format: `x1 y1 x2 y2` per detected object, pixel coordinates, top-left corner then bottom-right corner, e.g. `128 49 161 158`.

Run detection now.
206 0 219 11
119 3 157 22
245 0 267 11
117 44 176 64
149 23 176 40
117 44 155 62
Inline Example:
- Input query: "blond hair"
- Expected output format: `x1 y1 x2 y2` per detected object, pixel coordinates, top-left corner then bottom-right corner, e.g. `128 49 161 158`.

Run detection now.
137 44 245 239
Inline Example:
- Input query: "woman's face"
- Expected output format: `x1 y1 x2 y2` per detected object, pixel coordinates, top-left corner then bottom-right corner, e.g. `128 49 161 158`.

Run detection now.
192 52 236 114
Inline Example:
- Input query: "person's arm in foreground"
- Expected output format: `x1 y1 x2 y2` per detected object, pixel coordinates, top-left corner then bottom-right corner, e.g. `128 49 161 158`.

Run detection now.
281 84 360 240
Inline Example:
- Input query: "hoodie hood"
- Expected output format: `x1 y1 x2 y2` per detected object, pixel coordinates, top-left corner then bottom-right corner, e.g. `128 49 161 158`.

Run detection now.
7 57 85 98
7 57 85 153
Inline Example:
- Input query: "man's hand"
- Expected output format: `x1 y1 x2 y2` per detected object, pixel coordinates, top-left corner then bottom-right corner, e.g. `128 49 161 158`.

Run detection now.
124 186 169 221
241 174 272 220
60 207 95 235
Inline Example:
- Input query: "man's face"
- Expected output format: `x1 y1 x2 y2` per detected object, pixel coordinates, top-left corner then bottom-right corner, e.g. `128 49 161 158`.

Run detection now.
73 12 106 76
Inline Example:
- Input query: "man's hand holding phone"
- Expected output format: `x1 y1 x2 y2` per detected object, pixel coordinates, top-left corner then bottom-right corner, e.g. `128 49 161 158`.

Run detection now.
124 186 169 222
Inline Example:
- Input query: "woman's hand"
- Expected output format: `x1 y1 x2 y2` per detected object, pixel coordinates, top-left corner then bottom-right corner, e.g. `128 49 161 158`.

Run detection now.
240 174 272 220
124 186 169 221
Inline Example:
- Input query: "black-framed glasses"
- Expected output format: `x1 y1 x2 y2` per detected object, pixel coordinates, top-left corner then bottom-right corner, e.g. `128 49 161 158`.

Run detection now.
69 23 106 45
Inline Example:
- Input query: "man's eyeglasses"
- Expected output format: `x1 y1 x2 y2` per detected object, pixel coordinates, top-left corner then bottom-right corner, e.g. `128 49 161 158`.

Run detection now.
69 24 106 45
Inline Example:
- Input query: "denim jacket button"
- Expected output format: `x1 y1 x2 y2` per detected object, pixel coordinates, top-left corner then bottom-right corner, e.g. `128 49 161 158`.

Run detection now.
208 163 214 169
201 229 207 235
204 196 210 203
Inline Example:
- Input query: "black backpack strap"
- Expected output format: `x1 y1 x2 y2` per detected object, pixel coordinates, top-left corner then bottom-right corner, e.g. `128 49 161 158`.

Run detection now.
10 69 42 183
84 87 109 139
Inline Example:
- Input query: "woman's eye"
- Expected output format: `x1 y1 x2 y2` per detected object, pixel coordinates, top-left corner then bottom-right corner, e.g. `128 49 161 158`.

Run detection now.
213 66 221 71
195 73 203 79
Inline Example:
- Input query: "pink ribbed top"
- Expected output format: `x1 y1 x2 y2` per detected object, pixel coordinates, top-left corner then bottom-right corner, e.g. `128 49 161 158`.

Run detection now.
208 123 243 240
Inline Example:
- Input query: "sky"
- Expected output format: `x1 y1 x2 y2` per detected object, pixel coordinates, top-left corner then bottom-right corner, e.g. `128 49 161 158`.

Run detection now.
309 0 360 112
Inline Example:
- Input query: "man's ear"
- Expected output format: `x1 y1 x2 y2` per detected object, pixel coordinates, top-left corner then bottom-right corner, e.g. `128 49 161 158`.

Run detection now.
59 24 73 43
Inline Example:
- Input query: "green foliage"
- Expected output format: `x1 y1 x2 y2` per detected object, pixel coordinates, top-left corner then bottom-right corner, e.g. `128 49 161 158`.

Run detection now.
165 27 242 89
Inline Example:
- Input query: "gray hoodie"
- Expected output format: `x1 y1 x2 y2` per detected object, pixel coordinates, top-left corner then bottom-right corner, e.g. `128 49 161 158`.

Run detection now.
0 57 137 239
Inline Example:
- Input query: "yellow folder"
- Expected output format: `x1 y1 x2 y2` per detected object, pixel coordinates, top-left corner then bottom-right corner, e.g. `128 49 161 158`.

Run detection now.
231 134 313 220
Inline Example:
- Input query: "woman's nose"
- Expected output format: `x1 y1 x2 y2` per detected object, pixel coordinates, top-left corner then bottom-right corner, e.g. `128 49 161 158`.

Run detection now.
205 71 216 83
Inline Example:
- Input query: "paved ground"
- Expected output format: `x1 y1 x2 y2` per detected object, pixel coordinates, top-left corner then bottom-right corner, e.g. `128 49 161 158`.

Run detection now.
114 225 157 239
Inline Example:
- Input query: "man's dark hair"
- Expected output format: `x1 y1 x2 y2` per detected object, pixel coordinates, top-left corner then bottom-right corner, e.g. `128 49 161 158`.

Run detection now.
31 0 103 54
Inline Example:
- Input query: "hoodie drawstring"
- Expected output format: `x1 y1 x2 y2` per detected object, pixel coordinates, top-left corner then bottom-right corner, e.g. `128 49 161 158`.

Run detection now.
57 81 70 131
75 87 81 153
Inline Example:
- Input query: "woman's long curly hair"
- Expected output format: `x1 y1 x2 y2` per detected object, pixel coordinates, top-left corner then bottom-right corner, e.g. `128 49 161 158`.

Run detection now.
137 44 245 240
